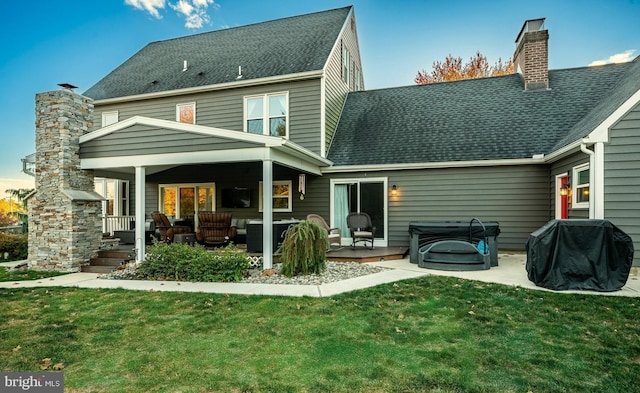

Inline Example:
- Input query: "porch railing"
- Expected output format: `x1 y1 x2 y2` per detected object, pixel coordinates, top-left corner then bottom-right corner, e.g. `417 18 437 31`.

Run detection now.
102 215 135 235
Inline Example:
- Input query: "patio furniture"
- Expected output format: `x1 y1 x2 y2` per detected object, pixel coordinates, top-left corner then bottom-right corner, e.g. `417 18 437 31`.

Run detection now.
346 212 375 249
196 211 236 247
173 232 197 246
306 214 341 248
151 211 191 242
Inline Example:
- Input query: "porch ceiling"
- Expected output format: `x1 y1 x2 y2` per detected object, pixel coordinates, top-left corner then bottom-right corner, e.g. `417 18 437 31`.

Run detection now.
79 116 332 175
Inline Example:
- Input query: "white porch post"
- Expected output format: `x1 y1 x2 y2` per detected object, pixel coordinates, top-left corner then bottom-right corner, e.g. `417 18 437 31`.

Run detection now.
135 166 146 262
262 159 273 269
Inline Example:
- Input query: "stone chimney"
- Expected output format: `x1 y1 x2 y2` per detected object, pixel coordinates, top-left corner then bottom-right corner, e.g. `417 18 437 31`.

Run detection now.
514 18 549 90
28 88 104 272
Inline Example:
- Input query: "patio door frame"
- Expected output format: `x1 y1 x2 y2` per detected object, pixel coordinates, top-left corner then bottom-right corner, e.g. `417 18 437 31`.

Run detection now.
330 177 388 247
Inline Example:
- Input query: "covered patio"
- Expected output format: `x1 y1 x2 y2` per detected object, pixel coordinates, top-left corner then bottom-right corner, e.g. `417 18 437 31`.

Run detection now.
80 116 332 269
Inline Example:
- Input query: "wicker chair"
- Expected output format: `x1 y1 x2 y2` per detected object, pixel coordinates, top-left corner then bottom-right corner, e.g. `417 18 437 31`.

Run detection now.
151 211 191 242
196 211 236 247
306 214 342 248
346 212 375 249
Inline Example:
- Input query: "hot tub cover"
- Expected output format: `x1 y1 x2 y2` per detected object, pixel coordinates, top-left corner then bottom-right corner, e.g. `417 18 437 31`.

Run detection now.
526 219 634 291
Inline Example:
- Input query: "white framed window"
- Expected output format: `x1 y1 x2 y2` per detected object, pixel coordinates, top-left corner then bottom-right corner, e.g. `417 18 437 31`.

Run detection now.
572 164 590 209
355 67 362 91
159 183 215 221
342 45 351 85
259 180 292 212
102 111 118 127
176 102 196 124
95 177 129 216
244 93 288 138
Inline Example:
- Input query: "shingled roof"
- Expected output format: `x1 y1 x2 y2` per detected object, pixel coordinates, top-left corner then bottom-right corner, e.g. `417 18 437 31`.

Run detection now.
328 61 636 166
84 6 351 100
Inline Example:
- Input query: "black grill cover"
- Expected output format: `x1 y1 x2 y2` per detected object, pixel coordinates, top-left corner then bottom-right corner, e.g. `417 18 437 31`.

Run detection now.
526 219 634 291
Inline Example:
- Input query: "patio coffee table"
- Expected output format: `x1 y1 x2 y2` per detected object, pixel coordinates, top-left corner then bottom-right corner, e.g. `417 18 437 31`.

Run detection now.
173 233 196 245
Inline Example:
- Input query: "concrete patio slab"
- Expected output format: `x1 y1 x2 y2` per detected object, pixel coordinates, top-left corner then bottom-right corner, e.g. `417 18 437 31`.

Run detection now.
2 253 639 297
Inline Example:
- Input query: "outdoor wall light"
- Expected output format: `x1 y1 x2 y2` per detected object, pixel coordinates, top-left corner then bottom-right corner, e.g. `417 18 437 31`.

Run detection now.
560 184 571 196
391 184 398 196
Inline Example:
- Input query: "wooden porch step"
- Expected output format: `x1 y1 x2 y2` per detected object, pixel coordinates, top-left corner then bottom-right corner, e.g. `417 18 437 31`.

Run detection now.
89 257 125 267
81 249 135 273
99 249 135 259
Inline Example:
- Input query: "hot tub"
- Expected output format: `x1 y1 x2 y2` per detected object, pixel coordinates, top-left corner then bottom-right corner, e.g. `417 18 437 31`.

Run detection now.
409 219 500 270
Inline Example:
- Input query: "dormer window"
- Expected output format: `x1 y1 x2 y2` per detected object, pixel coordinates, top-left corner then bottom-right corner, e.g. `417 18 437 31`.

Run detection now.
244 92 288 138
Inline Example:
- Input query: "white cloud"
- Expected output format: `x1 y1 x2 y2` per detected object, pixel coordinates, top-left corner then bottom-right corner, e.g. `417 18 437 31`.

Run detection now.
589 50 636 66
125 0 166 19
126 0 217 29
170 0 217 29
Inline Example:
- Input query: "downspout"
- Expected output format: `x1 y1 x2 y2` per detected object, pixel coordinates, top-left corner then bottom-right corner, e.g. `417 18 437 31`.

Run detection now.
580 140 604 219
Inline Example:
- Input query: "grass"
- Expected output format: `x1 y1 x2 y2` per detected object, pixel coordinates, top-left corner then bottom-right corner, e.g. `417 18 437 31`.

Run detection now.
0 276 639 393
0 266 67 281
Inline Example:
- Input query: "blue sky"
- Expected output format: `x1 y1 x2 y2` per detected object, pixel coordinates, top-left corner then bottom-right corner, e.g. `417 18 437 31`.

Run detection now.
1 0 638 196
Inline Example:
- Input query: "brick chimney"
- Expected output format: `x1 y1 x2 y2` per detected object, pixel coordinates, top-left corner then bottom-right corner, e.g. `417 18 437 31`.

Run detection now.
514 18 549 90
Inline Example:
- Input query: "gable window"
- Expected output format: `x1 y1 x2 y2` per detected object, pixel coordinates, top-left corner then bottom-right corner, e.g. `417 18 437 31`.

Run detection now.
342 45 351 85
244 93 288 138
573 164 590 208
176 102 196 124
102 111 118 127
355 67 362 91
259 180 292 212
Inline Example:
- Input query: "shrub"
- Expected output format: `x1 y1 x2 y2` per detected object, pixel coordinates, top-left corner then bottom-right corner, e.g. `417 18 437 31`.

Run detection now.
278 220 328 277
137 241 250 282
0 232 28 261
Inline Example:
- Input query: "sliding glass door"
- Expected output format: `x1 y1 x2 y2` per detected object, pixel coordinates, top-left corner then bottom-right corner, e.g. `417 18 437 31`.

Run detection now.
331 178 387 246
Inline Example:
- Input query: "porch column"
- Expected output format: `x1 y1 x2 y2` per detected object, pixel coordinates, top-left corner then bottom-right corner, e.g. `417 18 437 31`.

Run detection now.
135 166 146 262
262 159 273 269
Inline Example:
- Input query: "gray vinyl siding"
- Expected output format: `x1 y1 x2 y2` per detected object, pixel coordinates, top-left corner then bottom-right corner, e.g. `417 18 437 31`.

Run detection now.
316 164 550 251
91 79 323 154
324 11 363 155
549 152 590 219
81 124 261 158
604 102 640 265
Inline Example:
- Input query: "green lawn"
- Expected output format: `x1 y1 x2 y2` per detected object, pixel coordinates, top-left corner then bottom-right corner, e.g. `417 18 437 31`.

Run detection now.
1 276 638 393
0 266 66 281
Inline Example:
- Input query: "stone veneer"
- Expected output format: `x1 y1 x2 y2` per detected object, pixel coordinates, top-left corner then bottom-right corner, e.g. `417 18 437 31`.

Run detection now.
28 89 104 272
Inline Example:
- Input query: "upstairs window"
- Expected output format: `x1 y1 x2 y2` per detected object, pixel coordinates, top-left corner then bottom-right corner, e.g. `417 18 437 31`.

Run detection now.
573 164 590 208
355 67 362 91
244 93 288 138
176 102 196 124
342 45 351 86
102 111 118 127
